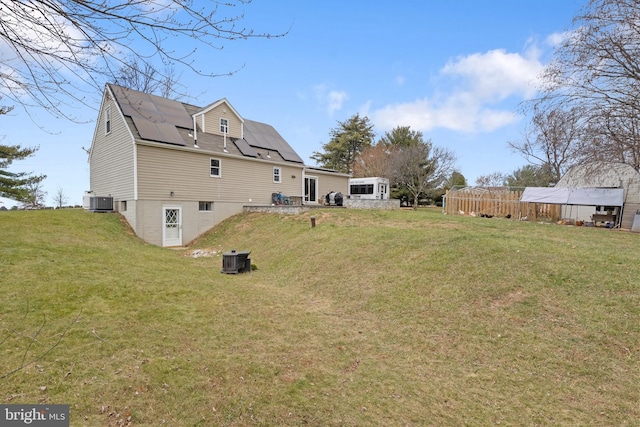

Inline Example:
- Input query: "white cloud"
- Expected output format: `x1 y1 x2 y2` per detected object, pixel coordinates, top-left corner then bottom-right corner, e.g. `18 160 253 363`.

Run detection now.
313 84 348 115
441 48 542 101
395 75 406 86
546 31 572 47
327 90 348 115
371 48 543 133
372 96 518 134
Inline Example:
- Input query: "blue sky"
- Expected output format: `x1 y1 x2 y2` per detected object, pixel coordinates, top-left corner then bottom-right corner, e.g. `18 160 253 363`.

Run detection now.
1 0 583 207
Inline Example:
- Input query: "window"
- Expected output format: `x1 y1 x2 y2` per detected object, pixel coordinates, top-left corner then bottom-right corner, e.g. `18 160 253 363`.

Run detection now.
199 201 212 211
220 118 228 134
105 106 111 134
350 184 374 195
210 158 221 177
273 167 281 183
120 201 127 212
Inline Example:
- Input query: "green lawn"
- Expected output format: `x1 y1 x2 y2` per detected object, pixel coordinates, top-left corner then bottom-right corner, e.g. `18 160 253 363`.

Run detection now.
1 208 638 426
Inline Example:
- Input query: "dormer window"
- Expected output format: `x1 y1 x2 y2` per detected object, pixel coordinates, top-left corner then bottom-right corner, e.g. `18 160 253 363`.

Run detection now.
220 118 228 134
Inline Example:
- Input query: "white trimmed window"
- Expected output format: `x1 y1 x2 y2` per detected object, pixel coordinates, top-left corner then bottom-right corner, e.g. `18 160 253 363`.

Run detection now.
220 118 229 134
199 201 212 211
273 167 281 183
210 158 221 177
105 106 111 134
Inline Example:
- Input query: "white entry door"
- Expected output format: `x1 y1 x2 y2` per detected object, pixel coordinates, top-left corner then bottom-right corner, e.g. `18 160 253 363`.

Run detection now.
305 177 318 203
162 206 182 247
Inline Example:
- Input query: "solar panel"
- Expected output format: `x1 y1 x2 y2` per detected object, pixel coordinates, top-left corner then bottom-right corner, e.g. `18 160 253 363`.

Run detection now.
110 84 304 160
110 85 192 146
233 138 258 157
131 115 185 146
279 149 305 163
153 96 193 129
243 119 303 163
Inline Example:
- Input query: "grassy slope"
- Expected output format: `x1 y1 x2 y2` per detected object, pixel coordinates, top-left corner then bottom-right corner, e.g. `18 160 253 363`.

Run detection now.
0 208 638 426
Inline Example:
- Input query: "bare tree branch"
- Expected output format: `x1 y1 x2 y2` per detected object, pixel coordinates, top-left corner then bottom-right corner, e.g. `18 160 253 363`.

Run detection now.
531 0 640 173
509 105 583 182
0 308 82 379
0 0 288 119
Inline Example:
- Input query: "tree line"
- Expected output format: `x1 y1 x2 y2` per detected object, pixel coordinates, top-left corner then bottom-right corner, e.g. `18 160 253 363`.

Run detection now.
509 0 640 181
311 114 458 207
314 0 640 199
310 113 563 207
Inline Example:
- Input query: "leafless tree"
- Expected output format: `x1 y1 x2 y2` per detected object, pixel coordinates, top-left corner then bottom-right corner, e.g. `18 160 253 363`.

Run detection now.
391 141 456 210
352 143 397 179
475 172 507 188
535 0 640 172
53 186 68 208
115 57 182 99
0 0 287 119
509 105 583 182
583 103 640 170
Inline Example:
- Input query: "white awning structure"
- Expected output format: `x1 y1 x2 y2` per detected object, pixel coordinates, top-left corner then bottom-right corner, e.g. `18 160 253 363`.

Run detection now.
520 187 624 206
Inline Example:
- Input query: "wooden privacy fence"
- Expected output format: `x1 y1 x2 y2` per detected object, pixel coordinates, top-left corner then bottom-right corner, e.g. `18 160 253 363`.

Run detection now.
443 187 561 221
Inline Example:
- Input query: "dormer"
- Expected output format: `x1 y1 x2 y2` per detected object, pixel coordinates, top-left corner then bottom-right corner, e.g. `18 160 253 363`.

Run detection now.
193 98 244 139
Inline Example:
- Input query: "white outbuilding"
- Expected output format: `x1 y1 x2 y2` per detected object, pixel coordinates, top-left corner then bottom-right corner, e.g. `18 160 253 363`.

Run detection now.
522 162 640 229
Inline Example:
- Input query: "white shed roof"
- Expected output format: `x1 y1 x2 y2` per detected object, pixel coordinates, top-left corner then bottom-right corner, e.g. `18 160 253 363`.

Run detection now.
520 187 624 206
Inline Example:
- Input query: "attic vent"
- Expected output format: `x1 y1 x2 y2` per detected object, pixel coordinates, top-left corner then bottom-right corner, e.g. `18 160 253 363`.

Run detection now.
90 196 114 212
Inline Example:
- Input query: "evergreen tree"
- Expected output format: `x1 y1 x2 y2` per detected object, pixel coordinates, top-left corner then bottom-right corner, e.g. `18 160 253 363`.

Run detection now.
505 164 556 187
447 171 467 189
378 125 423 148
311 114 375 173
1 103 46 202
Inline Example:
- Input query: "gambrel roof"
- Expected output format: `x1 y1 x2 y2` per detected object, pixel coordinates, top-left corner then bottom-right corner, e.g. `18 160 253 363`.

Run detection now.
107 83 304 163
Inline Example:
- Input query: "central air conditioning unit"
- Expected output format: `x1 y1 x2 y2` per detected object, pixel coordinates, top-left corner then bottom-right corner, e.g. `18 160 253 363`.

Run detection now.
90 196 114 212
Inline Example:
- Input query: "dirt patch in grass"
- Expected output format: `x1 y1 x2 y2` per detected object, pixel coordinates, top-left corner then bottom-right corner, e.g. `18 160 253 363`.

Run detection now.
490 289 528 308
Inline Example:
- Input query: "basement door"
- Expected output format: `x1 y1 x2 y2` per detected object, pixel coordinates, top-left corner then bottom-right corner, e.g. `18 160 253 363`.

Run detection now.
162 206 182 247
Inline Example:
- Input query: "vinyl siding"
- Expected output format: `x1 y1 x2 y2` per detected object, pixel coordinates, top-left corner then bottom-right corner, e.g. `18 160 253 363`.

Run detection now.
89 94 135 200
312 170 350 200
136 143 303 204
201 102 242 139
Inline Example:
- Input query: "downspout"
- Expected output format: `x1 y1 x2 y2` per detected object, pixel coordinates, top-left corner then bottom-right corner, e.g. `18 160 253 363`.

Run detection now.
301 167 306 205
192 115 198 148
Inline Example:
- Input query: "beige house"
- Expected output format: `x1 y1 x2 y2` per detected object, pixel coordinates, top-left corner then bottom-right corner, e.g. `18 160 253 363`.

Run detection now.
89 84 349 246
